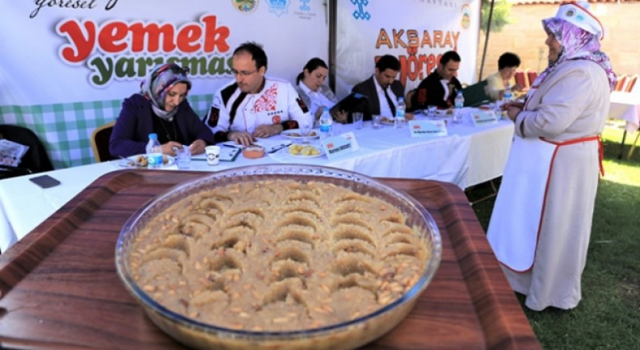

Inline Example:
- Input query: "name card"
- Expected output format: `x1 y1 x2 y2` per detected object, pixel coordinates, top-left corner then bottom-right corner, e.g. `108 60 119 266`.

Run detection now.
471 110 498 126
322 131 360 159
408 120 448 137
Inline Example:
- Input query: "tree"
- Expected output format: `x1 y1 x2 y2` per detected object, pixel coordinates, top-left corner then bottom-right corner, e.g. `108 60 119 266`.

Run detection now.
481 0 512 33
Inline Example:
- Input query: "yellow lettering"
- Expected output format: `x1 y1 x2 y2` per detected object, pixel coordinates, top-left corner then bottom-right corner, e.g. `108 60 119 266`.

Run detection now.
420 30 432 48
406 30 419 48
393 29 406 48
376 29 392 49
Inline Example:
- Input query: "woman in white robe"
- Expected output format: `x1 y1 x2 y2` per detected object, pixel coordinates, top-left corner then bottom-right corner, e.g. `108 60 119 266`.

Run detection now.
487 1 617 311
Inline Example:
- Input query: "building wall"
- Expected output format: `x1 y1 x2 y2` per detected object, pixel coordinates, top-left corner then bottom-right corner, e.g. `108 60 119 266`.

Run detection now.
475 3 639 83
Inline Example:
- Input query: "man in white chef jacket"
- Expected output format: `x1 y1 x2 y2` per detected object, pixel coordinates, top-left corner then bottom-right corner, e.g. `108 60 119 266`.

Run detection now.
204 42 313 146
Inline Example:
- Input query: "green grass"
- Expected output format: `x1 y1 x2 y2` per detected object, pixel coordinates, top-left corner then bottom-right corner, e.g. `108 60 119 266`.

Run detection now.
466 122 640 349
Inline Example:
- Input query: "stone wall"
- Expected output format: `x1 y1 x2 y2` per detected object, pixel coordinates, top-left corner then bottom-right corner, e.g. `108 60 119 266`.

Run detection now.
474 2 639 83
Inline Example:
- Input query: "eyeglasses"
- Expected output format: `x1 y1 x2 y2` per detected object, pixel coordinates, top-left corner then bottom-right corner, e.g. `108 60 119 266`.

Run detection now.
231 69 258 77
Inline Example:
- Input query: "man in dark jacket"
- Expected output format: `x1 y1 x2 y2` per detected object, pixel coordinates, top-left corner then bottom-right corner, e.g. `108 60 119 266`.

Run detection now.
352 55 405 119
410 51 462 111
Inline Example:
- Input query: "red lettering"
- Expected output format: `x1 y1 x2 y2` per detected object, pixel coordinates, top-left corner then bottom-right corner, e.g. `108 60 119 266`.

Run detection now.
202 15 230 53
57 19 96 63
177 24 202 53
129 23 176 53
98 21 128 53
56 15 231 63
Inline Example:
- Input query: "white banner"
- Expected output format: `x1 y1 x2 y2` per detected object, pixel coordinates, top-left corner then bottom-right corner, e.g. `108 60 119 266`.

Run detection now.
0 0 329 105
335 0 481 98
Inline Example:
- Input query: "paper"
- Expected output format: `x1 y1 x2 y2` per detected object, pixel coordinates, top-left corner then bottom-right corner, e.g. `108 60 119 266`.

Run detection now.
471 110 498 126
321 132 359 160
408 120 448 137
0 139 29 166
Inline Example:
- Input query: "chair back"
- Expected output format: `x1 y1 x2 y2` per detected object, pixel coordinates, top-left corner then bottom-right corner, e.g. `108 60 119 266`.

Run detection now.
615 75 627 91
90 121 116 163
0 124 54 177
514 71 528 89
526 71 538 87
624 75 637 93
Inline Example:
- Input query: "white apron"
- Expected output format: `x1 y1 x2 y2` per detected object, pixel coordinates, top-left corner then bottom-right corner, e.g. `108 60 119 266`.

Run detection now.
487 135 601 272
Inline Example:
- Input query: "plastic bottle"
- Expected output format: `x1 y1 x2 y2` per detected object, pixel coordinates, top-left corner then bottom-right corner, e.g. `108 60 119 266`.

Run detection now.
454 91 464 123
318 107 333 140
503 82 513 103
145 133 163 168
394 97 406 129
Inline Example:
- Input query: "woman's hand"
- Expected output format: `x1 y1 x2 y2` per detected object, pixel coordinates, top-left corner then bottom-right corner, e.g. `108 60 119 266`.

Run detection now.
314 107 324 119
161 141 183 156
188 139 207 155
506 105 523 121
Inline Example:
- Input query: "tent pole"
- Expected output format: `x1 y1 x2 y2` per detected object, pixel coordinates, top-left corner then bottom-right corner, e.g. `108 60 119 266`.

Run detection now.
328 0 337 92
478 0 496 81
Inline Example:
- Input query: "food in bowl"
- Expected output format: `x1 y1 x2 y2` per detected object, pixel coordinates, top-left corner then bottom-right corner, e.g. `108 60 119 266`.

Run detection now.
242 145 265 159
288 144 321 156
116 165 441 349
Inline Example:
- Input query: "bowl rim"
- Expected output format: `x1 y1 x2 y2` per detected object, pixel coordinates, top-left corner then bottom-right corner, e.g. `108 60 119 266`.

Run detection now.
115 164 442 339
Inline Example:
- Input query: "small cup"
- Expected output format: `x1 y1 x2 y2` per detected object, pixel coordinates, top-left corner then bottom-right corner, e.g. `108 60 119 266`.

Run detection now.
352 112 364 129
372 115 382 129
176 147 191 170
205 145 220 166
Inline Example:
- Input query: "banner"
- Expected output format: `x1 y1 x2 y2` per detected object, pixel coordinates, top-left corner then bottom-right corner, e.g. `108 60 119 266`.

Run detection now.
335 0 481 98
0 0 328 168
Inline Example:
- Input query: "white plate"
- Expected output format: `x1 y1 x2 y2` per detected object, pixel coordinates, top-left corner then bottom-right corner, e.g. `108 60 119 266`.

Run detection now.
435 109 453 116
380 117 395 125
281 129 321 140
117 155 176 169
282 145 325 159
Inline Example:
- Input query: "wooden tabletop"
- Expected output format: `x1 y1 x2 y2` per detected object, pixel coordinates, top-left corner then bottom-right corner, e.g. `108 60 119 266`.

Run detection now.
0 170 539 349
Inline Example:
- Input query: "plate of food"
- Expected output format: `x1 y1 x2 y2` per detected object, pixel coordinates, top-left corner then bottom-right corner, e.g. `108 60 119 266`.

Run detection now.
380 116 395 125
435 108 454 116
281 129 320 140
117 154 175 169
285 144 325 158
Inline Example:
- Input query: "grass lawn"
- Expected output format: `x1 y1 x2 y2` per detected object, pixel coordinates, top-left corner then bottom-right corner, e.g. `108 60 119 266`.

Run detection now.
466 123 640 349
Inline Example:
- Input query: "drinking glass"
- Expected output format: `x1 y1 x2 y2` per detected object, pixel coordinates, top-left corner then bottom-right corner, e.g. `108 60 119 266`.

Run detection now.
372 115 382 129
352 112 364 129
427 105 437 119
176 147 191 169
299 118 313 144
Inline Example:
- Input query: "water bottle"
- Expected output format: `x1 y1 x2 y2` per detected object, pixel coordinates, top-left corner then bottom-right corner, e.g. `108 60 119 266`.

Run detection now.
454 91 464 123
319 107 333 140
503 83 513 103
394 97 406 129
145 133 163 168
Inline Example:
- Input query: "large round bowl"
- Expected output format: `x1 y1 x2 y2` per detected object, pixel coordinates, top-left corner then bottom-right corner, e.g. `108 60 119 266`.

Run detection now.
115 165 442 350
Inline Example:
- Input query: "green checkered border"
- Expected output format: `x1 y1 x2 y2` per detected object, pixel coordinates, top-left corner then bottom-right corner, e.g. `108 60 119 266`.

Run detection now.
0 94 213 169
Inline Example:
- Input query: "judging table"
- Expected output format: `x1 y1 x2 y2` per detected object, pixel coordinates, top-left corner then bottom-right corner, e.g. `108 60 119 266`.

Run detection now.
0 113 514 253
609 91 640 133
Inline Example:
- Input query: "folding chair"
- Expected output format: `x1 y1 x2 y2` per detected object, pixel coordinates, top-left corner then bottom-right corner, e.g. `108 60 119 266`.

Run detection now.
514 71 528 89
90 121 116 163
624 75 637 93
527 70 538 87
615 75 627 91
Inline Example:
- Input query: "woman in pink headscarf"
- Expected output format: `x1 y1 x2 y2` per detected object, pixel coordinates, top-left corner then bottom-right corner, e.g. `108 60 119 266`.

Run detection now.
487 1 616 311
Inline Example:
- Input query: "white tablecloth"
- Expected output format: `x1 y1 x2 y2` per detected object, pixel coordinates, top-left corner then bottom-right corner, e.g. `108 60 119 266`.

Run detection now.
0 112 514 252
609 91 640 133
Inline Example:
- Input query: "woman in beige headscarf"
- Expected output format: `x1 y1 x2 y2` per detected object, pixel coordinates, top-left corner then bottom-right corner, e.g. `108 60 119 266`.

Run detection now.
487 1 616 311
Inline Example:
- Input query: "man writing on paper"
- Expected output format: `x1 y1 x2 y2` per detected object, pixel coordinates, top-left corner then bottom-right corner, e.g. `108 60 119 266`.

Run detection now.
351 55 405 119
204 42 313 146
413 51 462 109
